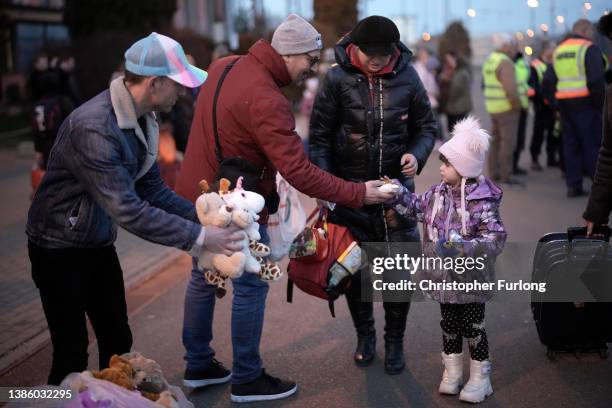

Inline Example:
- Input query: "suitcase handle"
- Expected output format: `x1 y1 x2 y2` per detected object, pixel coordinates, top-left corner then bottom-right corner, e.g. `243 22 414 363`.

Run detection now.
567 226 612 242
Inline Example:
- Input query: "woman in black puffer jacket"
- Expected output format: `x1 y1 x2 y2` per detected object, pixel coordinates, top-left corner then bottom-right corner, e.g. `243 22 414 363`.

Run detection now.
309 16 437 375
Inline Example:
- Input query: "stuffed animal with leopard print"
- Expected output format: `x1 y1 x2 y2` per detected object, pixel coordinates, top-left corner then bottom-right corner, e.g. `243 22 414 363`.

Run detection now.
249 240 283 281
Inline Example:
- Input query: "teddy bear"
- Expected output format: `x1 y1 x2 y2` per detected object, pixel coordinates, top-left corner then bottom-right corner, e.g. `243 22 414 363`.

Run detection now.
195 178 283 294
219 178 285 281
213 176 265 276
198 176 268 279
195 178 247 279
92 354 136 391
122 352 168 397
92 353 180 406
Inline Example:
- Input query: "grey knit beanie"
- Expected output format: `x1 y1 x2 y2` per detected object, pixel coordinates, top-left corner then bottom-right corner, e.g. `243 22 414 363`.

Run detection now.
271 14 323 55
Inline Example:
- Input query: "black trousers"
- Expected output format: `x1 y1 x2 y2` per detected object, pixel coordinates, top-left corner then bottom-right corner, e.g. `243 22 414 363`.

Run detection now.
28 242 133 385
440 303 489 361
529 105 558 164
513 108 528 170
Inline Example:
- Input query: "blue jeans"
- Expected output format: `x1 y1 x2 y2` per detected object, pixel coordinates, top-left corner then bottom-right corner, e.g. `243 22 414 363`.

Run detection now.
182 226 270 384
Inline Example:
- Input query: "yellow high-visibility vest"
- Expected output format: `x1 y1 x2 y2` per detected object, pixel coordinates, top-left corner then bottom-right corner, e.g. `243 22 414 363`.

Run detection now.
483 52 513 114
531 58 547 83
515 58 531 108
553 38 591 99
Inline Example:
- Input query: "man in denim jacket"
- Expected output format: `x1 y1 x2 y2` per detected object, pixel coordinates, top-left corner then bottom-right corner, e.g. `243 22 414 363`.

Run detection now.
26 33 245 385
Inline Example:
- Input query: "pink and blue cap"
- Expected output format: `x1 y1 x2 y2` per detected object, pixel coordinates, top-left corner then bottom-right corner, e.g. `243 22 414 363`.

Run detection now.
124 32 207 88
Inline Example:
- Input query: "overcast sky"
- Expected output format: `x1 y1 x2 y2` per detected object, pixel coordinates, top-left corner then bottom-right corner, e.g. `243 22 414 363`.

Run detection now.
262 0 610 37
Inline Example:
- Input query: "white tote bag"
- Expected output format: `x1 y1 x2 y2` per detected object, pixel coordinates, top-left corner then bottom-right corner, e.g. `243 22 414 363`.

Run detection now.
267 174 307 261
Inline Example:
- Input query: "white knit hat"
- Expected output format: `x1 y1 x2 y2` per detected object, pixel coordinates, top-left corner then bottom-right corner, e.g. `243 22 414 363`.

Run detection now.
438 116 490 178
271 14 323 55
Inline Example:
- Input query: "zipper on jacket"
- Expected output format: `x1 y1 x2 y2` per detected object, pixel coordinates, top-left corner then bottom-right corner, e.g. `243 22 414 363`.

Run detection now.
376 78 390 245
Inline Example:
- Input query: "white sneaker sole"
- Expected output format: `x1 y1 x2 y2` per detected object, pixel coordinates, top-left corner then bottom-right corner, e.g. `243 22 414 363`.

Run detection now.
230 384 298 403
183 372 232 388
459 385 493 403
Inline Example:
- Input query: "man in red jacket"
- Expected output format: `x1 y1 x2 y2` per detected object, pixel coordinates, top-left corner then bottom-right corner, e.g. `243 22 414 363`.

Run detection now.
176 14 393 403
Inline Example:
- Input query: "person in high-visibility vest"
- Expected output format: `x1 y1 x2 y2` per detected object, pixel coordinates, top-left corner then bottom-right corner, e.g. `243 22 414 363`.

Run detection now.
529 41 559 171
512 52 531 175
543 19 606 197
482 33 522 185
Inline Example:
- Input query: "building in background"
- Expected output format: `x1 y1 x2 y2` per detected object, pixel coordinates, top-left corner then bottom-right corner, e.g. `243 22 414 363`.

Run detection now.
1 0 69 74
173 0 239 50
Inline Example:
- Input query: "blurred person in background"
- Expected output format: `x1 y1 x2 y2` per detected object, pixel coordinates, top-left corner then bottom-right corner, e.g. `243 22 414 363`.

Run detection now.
512 51 531 176
413 46 440 134
31 70 74 171
529 41 559 171
439 51 473 135
544 19 606 197
482 33 523 187
28 54 49 102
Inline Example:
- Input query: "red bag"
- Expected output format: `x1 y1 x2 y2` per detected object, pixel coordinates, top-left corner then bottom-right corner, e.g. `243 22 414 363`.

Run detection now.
287 208 357 317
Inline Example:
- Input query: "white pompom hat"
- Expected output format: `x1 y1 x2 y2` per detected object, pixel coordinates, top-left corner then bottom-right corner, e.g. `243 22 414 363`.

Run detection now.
438 115 490 178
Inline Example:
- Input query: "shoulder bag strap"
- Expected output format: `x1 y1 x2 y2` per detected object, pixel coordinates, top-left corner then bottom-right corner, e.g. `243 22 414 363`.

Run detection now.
212 57 240 163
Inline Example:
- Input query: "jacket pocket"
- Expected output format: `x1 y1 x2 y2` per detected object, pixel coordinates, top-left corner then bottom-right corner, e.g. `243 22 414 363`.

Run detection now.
67 196 89 231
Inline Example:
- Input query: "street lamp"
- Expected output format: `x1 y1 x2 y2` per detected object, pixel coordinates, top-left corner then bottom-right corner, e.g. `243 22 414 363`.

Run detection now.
540 23 548 32
556 15 565 24
527 0 538 8
583 2 592 11
524 46 533 56
516 32 525 41
467 8 476 18
526 29 535 37
422 32 431 41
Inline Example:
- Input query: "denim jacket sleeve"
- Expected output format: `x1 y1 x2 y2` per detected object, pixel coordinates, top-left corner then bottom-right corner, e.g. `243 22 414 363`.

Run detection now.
65 122 202 251
135 163 198 223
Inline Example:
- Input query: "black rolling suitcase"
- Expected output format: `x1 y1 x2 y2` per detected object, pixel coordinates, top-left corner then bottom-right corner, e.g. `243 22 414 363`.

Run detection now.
531 226 612 360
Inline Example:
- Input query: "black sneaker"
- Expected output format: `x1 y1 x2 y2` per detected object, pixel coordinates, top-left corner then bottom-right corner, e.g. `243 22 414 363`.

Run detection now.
230 370 297 403
183 359 232 388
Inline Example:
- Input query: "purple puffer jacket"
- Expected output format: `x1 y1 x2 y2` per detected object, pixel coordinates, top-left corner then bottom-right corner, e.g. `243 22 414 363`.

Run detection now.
391 175 507 303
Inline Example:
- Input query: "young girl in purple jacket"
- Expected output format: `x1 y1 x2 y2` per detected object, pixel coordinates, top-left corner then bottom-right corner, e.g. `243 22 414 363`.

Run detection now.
389 116 507 403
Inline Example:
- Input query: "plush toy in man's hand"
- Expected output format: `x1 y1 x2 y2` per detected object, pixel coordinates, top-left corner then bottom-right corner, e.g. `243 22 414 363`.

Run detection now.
195 178 283 292
378 176 402 194
195 179 247 279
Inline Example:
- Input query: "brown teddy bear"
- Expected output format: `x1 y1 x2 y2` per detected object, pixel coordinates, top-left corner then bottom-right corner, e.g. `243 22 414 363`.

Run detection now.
92 355 136 390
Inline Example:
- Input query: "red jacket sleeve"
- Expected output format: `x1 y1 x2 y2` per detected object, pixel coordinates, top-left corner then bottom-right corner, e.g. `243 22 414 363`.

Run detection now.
250 92 365 208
